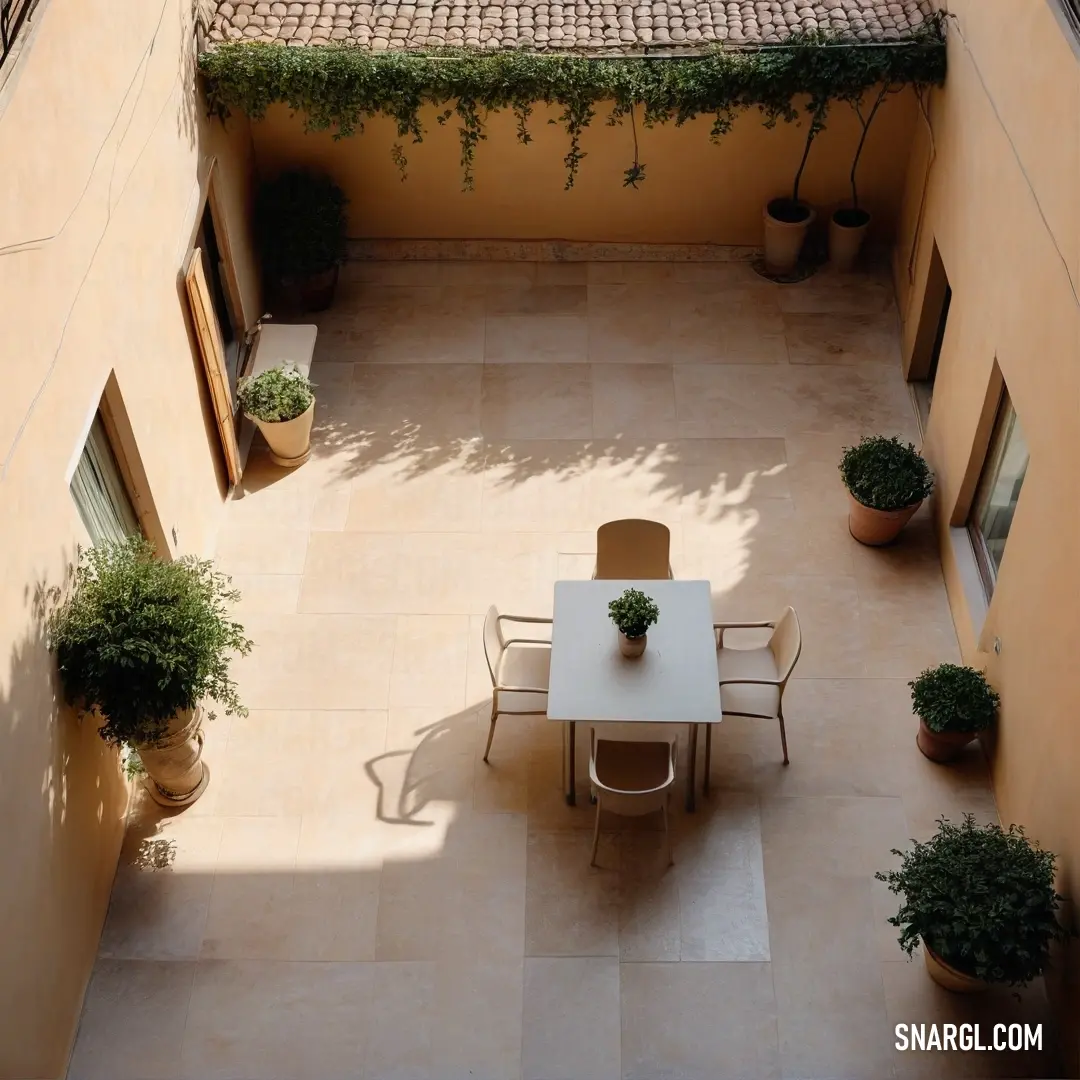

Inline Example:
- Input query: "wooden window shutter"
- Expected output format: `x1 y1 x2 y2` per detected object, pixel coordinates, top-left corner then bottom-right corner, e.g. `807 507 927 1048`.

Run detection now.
185 247 242 486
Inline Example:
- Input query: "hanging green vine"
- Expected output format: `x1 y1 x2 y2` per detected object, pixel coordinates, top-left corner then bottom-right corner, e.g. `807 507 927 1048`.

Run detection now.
198 19 946 192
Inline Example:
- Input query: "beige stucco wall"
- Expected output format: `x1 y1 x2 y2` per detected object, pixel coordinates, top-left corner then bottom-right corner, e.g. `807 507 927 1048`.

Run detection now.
0 1 259 1075
894 1 1080 1067
251 87 918 245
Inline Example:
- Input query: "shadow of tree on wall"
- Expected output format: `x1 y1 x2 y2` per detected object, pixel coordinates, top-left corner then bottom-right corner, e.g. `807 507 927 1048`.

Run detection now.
0 561 130 1078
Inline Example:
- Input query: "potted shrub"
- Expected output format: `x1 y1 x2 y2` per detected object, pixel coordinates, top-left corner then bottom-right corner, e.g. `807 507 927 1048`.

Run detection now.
830 84 897 271
763 105 825 275
838 435 934 545
237 362 316 468
47 539 252 807
608 588 659 659
876 815 1070 993
255 170 347 312
910 663 1000 763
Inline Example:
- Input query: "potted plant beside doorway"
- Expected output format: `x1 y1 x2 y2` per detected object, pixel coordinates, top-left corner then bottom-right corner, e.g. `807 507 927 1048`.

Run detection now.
838 435 934 545
877 816 1070 993
909 662 999 763
255 170 347 312
237 362 316 468
47 538 253 807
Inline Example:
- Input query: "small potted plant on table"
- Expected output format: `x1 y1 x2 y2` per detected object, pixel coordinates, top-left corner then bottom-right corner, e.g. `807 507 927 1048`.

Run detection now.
47 538 252 807
255 170 347 312
237 362 316 468
609 588 659 659
910 663 1000 763
839 435 934 545
877 815 1070 993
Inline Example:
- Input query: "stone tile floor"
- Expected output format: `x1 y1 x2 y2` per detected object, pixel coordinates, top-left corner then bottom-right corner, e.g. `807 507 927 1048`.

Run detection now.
68 260 1058 1079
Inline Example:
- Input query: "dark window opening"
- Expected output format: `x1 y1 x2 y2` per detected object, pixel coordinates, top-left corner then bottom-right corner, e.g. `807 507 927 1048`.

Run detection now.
197 203 242 400
912 245 951 431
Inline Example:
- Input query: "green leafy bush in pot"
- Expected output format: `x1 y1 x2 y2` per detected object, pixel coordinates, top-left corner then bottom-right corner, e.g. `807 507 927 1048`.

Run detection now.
876 815 1070 987
839 435 934 511
608 588 659 639
909 663 999 734
237 363 315 423
255 170 347 281
47 538 253 748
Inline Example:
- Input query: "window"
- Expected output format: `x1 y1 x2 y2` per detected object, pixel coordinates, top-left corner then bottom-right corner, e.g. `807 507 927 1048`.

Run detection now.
1 0 39 69
196 201 242 399
911 244 951 432
918 282 950 417
1052 0 1080 46
70 413 141 545
968 392 1028 596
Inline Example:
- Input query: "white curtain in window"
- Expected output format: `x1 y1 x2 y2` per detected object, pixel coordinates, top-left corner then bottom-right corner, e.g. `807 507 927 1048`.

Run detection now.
70 415 140 545
976 406 1029 576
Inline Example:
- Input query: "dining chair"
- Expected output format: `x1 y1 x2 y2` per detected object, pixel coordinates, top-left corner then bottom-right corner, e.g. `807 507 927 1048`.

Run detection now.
707 606 802 788
588 729 678 867
481 605 552 763
593 518 673 580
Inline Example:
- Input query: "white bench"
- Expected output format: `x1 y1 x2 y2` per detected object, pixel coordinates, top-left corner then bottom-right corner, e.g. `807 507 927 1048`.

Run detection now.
237 323 318 467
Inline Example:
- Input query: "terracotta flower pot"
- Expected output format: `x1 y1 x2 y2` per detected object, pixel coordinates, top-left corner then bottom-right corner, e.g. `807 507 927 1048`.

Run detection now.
916 719 978 763
276 265 340 313
923 943 989 993
846 491 922 546
619 631 647 658
829 207 871 272
763 198 815 274
250 401 314 468
136 707 210 808
299 264 339 312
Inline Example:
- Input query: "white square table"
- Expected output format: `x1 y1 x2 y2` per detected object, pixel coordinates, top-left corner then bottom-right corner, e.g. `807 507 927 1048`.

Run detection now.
548 579 724 811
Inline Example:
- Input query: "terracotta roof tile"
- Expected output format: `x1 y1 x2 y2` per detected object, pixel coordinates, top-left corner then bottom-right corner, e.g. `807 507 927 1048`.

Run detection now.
208 0 934 51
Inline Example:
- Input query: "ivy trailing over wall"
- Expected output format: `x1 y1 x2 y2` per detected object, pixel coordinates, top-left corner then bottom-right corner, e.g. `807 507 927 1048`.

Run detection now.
198 19 946 192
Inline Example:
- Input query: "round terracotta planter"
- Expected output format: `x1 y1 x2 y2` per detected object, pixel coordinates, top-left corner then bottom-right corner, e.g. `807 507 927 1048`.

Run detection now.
250 401 315 468
275 265 340 313
763 199 815 274
923 943 989 993
136 707 210 808
916 719 979 763
619 631 647 659
846 492 922 546
829 208 871 272
299 264 339 312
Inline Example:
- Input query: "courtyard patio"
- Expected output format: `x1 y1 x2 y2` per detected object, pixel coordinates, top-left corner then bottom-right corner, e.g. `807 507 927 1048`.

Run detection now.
67 258 1056 1079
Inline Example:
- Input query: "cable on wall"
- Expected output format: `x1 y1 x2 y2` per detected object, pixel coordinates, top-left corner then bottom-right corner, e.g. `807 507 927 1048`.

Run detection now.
949 14 1079 311
0 0 175 482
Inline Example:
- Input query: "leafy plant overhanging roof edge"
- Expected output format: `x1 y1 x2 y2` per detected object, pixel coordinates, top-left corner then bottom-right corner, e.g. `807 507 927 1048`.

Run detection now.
198 17 946 190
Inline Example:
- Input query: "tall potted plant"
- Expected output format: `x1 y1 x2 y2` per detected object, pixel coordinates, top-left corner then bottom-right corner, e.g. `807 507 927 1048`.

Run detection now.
877 816 1070 993
255 170 347 312
237 362 316 468
608 588 659 659
830 84 896 271
763 102 826 275
838 435 934 545
47 539 252 807
909 663 1000 763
